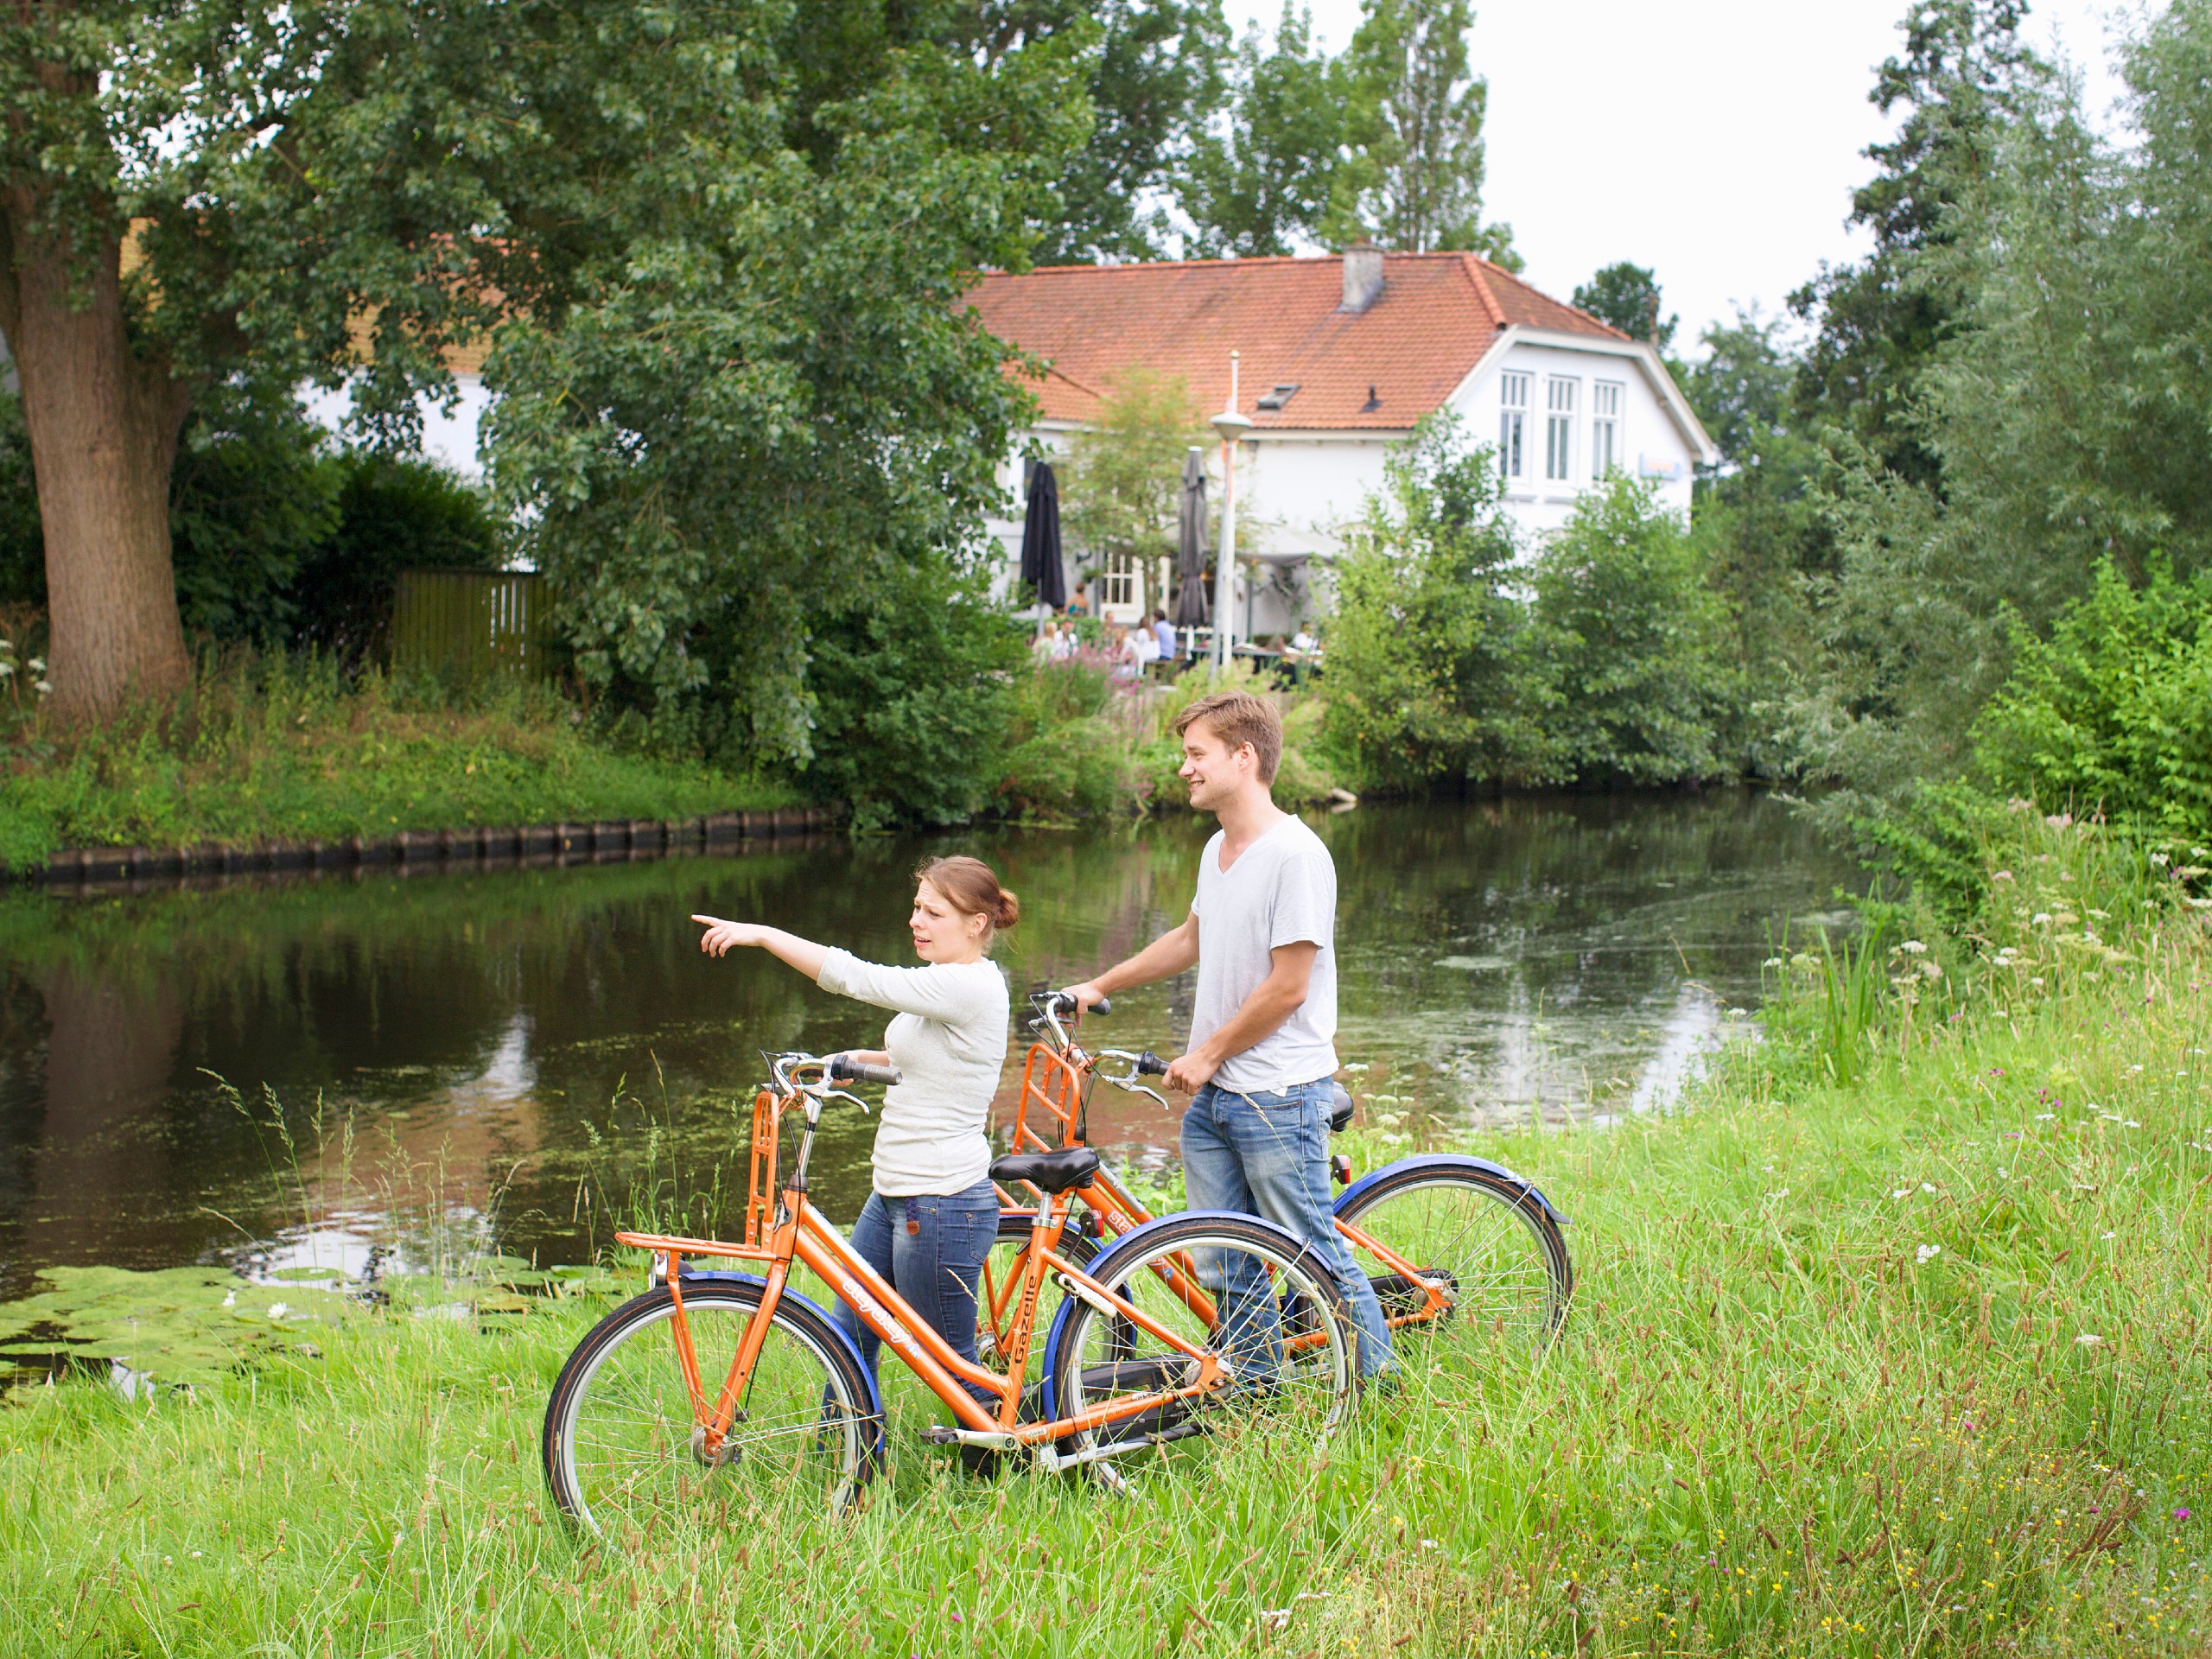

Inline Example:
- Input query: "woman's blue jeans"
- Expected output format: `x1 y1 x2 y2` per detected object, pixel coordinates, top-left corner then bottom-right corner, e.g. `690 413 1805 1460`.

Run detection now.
829 1179 1000 1403
1181 1079 1395 1379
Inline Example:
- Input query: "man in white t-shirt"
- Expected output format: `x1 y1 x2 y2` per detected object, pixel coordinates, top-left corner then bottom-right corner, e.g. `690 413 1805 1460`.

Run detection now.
1066 690 1394 1378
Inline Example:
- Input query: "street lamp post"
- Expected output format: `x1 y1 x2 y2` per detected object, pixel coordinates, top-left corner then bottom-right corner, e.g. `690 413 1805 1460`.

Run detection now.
1210 353 1253 671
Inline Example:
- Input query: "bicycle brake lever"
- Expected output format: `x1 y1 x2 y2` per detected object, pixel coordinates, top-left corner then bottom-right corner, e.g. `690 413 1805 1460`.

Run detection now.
818 1087 872 1115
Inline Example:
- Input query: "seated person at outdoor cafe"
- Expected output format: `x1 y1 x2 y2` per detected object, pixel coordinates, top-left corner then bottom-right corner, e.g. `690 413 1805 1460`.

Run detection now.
1284 626 1319 663
1151 609 1178 661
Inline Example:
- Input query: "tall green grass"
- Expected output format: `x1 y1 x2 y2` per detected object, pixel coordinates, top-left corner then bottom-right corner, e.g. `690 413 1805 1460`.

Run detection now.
1 816 2207 1656
0 652 793 872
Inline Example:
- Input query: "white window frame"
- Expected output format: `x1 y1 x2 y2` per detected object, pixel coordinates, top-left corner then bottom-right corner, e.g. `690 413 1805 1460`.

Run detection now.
1498 372 1529 480
1591 380 1623 477
1102 551 1141 612
1544 376 1578 483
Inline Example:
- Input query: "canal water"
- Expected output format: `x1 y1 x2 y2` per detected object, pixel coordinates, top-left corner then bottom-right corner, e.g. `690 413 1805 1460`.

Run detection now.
0 792 1858 1299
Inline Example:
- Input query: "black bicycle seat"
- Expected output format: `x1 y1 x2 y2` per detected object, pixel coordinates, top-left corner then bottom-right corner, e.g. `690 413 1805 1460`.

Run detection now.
1329 1084 1356 1134
988 1147 1102 1194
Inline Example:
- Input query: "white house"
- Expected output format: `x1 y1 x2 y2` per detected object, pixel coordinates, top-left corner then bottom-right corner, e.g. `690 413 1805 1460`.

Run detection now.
967 244 1719 636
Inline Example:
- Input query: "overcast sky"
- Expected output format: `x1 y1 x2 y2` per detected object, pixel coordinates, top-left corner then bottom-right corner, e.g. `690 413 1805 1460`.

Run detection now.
1217 0 2146 350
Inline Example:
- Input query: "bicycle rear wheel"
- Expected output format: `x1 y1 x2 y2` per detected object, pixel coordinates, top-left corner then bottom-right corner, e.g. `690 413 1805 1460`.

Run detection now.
1333 1160 1572 1369
543 1282 878 1538
1045 1212 1355 1465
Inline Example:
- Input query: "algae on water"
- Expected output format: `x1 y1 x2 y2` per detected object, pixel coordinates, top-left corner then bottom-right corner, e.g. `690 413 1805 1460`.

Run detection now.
0 1265 361 1386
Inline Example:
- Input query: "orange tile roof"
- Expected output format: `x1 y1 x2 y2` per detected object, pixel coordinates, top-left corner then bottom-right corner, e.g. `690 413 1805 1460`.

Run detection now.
966 251 1627 430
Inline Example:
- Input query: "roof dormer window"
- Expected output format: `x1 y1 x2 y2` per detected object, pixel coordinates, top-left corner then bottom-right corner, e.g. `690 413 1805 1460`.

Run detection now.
1255 383 1300 410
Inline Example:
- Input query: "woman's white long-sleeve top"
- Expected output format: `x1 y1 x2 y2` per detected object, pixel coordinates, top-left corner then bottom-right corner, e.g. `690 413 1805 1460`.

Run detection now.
815 948 1011 1196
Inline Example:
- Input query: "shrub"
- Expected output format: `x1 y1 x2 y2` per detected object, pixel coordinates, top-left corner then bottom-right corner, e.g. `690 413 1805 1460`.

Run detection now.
1973 556 2212 837
1323 413 1554 791
801 560 1026 831
996 652 1147 822
291 454 505 664
1534 472 1732 785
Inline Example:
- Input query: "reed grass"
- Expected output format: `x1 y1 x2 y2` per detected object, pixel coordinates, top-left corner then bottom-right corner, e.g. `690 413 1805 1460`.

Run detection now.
1 818 2207 1656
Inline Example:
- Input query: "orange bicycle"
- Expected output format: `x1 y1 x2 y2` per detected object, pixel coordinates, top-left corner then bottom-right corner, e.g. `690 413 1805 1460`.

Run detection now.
980 995 1573 1375
542 1050 1361 1533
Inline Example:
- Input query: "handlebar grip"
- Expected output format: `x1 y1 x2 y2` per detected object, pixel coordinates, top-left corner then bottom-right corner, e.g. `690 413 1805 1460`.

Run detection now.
1090 996 1111 1016
831 1057 902 1088
1136 1051 1167 1076
1048 990 1109 1016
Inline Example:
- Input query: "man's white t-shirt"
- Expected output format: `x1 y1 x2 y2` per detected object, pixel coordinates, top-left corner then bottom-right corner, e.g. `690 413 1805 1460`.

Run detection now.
1188 816 1339 1092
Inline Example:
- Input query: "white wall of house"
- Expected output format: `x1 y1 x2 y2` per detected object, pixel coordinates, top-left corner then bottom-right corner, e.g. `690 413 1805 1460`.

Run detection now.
990 332 1712 639
299 373 492 479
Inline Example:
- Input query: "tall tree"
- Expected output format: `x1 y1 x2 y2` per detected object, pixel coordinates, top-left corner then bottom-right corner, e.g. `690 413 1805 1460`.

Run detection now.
1177 5 1350 257
1572 262 1678 350
1334 0 1516 263
484 22 1088 766
1788 0 2041 487
0 1 1086 729
0 2 760 722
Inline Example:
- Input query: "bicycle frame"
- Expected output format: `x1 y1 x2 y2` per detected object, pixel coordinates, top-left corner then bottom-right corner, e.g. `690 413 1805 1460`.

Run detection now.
615 1078 1230 1465
995 1002 1458 1337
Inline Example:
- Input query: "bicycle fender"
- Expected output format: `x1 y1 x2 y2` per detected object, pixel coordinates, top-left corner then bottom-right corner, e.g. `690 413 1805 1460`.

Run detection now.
1333 1154 1569 1229
675 1269 887 1453
1037 1208 1330 1422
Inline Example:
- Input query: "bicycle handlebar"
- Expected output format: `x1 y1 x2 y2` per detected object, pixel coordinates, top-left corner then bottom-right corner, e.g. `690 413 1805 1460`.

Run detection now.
830 1055 902 1088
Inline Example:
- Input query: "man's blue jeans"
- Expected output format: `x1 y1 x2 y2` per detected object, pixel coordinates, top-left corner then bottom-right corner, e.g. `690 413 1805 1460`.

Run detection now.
830 1180 1000 1403
1181 1079 1395 1379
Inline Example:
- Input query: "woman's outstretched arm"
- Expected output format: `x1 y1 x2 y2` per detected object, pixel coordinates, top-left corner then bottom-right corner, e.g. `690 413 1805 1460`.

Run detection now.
693 916 828 982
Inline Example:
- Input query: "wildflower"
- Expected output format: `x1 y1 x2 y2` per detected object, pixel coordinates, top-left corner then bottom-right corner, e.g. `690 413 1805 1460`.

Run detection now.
1921 1182 1936 1193
1993 869 2015 882
2045 812 2073 830
34 679 51 696
27 657 43 671
2030 976 2045 988
2076 1333 2103 1347
2153 851 2171 867
1891 1187 1913 1200
267 1301 290 1319
2102 1231 2116 1240
1921 960 1942 980
2176 1508 2192 1521
2035 1112 2056 1120
1916 1243 1941 1264
1901 939 1928 955
1762 956 1783 969
0 663 10 678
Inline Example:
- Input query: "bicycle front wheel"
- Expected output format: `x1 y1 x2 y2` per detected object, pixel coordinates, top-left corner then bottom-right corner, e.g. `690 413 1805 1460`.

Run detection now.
543 1281 879 1539
1046 1213 1356 1465
1334 1160 1572 1367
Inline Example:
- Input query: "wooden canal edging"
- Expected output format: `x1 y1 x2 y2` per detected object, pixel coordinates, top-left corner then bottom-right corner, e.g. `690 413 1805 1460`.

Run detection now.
31 807 838 887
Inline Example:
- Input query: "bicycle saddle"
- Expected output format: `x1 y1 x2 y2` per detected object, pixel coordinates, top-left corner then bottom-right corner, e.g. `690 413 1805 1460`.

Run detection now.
1329 1084 1355 1134
988 1147 1102 1194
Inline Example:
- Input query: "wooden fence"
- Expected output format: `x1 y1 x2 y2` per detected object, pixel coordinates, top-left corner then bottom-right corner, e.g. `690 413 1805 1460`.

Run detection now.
391 569 547 681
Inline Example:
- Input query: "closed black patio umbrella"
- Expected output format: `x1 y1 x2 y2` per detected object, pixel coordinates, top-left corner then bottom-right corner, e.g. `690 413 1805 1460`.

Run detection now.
1019 461 1066 611
1173 446 1210 627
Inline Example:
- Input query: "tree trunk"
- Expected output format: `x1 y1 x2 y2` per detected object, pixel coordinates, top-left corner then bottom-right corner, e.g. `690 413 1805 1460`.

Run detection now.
1 216 191 721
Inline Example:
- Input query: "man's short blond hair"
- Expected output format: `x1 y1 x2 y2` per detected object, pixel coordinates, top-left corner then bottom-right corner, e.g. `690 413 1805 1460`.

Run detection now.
1173 690 1283 785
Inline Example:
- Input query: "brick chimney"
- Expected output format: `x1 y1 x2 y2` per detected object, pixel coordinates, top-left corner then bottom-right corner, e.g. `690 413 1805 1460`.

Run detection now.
1340 238 1384 314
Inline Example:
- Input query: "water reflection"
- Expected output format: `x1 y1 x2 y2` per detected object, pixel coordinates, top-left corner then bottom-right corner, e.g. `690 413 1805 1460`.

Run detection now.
0 792 1858 1294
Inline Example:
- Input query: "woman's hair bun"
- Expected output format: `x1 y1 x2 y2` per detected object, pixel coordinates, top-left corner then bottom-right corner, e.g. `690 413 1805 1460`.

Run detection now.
915 855 1020 934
